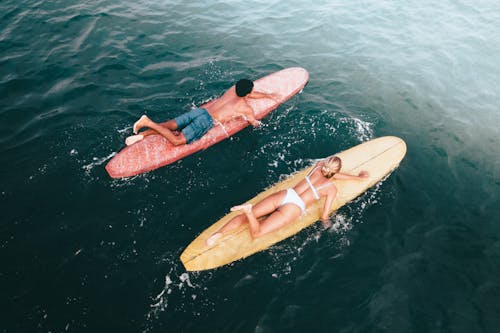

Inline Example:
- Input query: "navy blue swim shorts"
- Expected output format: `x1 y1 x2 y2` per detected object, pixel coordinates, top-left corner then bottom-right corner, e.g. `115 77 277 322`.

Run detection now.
173 108 214 143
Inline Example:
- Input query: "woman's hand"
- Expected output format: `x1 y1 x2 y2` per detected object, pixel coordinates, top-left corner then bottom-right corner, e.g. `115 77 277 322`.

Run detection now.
358 170 369 178
321 217 333 228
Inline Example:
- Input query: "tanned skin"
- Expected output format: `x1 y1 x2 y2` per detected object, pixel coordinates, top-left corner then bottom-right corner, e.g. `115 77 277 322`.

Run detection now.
126 85 280 146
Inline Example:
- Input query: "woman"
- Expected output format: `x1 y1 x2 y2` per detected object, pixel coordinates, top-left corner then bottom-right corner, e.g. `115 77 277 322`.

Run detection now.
206 156 369 246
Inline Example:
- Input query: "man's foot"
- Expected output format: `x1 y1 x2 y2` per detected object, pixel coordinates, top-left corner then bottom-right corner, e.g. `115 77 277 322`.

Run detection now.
133 115 150 134
206 232 222 247
230 204 253 214
125 134 144 146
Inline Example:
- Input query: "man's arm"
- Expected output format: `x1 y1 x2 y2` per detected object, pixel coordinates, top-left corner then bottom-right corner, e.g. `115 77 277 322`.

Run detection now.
236 103 261 127
247 91 281 102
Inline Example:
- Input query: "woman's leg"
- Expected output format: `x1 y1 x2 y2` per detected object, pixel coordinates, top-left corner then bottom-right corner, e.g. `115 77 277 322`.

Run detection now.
236 204 301 238
206 191 286 246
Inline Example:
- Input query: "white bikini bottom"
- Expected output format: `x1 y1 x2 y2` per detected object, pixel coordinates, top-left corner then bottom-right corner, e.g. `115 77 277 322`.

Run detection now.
279 188 306 213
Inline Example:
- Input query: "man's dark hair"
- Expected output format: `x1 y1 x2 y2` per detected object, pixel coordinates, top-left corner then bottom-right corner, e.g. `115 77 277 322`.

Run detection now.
235 79 254 97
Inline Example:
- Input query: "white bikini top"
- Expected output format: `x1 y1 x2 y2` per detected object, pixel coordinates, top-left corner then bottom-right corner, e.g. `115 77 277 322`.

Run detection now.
305 165 333 200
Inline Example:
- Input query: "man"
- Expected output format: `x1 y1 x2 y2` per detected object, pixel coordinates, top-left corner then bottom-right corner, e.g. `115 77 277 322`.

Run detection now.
125 79 280 146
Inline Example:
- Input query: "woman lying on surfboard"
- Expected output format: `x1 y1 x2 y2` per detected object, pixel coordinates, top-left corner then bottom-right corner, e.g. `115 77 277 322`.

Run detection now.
206 156 369 246
126 79 280 146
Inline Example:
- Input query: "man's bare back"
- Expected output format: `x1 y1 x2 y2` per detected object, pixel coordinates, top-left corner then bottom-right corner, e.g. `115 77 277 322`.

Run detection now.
206 86 265 126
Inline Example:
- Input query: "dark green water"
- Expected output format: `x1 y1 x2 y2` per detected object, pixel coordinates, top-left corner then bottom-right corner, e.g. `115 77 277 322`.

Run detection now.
1 1 500 332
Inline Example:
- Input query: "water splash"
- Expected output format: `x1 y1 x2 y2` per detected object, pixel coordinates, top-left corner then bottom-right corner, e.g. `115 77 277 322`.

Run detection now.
146 266 211 324
82 152 116 176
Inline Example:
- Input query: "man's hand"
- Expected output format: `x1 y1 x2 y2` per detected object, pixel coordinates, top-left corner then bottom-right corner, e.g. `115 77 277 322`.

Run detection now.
251 120 262 128
271 93 282 102
240 114 261 127
248 91 281 102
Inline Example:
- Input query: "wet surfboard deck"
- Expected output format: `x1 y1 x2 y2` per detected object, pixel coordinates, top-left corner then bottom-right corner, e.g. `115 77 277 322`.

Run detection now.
105 67 309 178
180 136 407 271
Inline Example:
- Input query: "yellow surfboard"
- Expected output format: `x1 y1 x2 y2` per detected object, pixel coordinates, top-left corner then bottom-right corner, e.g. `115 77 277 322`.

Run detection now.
181 136 407 271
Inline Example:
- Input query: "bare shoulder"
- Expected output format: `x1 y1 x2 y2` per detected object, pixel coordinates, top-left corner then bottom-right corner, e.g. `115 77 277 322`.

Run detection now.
240 99 255 112
220 86 236 99
225 98 252 114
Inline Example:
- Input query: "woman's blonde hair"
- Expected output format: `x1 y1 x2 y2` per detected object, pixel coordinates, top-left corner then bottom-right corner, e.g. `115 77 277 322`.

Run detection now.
322 156 342 178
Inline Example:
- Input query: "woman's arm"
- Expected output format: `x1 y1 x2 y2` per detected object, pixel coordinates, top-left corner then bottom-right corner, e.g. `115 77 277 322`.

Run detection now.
320 185 337 222
333 171 369 181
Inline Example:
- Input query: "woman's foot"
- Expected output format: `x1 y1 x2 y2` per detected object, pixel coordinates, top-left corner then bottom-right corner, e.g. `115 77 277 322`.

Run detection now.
230 204 253 214
125 134 144 146
206 232 222 247
133 115 151 134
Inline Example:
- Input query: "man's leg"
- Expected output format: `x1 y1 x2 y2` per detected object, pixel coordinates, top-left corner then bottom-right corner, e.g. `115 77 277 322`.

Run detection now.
126 119 179 145
133 116 178 133
130 115 186 146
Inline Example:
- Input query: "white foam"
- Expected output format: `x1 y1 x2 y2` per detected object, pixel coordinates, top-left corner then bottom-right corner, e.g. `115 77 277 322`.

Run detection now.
337 115 374 142
352 116 374 141
330 214 352 233
82 152 116 176
147 266 204 320
179 273 194 288
117 125 132 134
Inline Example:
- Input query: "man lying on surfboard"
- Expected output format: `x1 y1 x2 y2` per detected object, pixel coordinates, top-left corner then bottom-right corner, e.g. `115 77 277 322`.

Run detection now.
125 79 280 146
206 156 369 246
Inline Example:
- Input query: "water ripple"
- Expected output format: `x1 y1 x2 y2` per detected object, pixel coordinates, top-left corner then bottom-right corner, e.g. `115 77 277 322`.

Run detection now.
2 0 500 332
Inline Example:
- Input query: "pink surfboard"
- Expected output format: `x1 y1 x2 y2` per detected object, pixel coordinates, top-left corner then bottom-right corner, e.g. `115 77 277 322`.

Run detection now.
105 67 309 178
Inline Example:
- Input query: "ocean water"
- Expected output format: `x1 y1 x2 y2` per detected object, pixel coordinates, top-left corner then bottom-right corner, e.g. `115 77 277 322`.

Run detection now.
1 0 499 332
